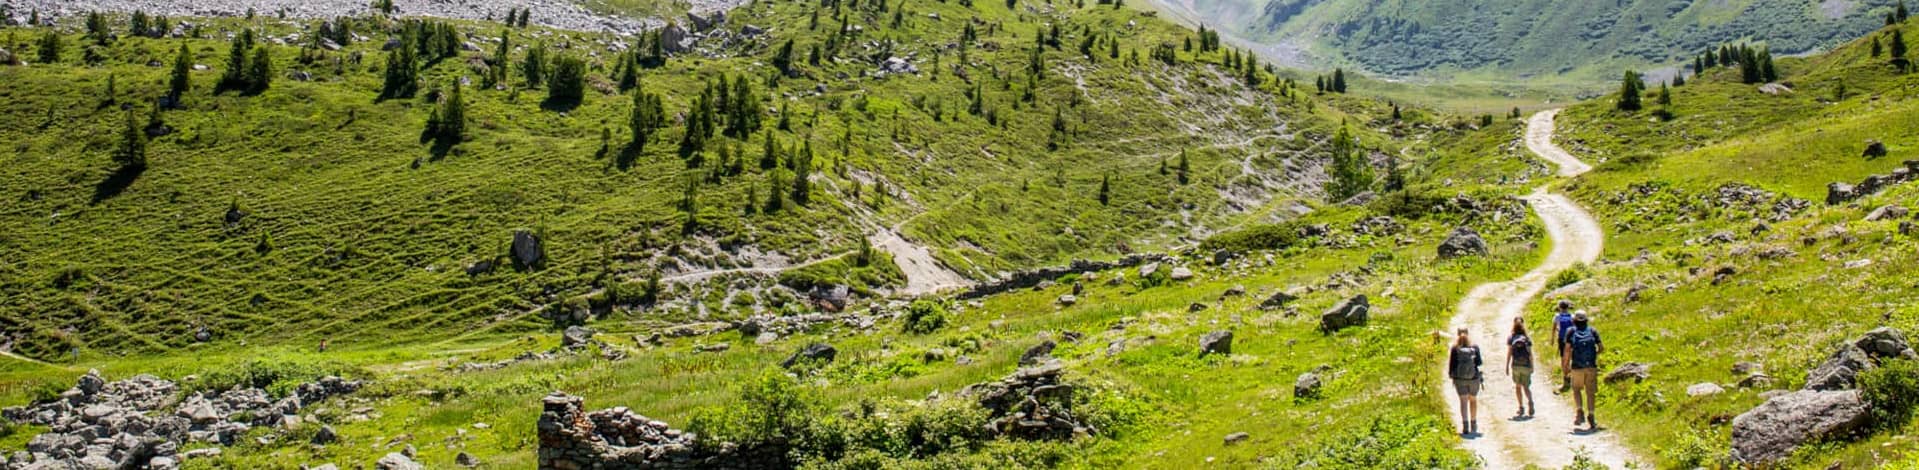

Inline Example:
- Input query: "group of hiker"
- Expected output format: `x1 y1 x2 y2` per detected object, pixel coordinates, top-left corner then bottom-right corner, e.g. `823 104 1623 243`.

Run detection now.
1447 300 1604 436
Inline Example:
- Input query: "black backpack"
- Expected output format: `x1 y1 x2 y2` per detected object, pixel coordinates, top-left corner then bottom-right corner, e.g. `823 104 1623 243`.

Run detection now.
1449 345 1481 380
1510 334 1533 368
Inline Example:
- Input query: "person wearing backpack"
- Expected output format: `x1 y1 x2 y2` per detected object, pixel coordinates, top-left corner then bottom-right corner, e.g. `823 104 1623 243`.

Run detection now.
1550 300 1576 394
1561 312 1604 431
1506 317 1537 418
1448 328 1484 436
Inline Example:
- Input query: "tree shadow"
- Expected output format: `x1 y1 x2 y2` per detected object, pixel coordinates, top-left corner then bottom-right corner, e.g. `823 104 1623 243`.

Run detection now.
91 165 146 204
616 142 643 171
427 139 456 162
540 95 581 113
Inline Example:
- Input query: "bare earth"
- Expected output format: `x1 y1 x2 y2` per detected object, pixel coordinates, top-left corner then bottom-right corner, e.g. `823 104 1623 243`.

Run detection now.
1442 110 1642 468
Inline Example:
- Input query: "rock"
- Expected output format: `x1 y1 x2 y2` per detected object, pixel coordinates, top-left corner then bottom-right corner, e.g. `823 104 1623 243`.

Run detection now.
740 24 766 36
1020 340 1057 365
1223 432 1249 445
464 259 495 276
1258 289 1299 310
455 452 479 467
510 229 545 270
561 326 594 347
536 393 708 469
1294 372 1322 398
1864 139 1888 158
1169 267 1194 281
1138 263 1159 278
1199 330 1232 356
1624 283 1646 303
1733 362 1765 375
781 343 837 368
1702 230 1736 244
695 343 731 353
1826 182 1857 205
1188 302 1208 312
1711 266 1737 285
1731 390 1870 464
311 425 338 445
660 23 689 53
1318 295 1370 332
877 56 917 75
1855 327 1917 360
376 452 424 470
1844 259 1873 269
1902 221 1916 236
1805 344 1874 391
1866 205 1910 221
1436 227 1489 259
1687 383 1725 397
1056 294 1077 306
1738 373 1776 389
1604 362 1652 384
1222 285 1246 298
754 332 779 345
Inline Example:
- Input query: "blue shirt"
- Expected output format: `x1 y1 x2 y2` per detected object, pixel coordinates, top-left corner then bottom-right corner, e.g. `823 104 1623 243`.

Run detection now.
1552 312 1574 345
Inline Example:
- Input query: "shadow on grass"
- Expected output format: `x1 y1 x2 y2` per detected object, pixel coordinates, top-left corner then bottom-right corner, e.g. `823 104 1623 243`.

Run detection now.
616 142 644 171
91 165 146 204
540 95 581 113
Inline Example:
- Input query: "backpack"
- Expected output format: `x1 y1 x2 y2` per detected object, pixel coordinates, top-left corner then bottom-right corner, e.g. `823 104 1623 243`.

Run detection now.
1449 346 1481 380
1567 327 1601 369
1510 334 1533 368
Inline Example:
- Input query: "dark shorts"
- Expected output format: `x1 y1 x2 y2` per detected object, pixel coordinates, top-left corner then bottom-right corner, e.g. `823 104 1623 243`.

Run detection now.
1454 378 1483 396
1512 366 1533 387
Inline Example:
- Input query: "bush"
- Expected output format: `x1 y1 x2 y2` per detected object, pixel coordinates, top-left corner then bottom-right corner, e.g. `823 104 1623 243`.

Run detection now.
901 300 947 334
686 369 827 452
1860 358 1919 425
1199 222 1302 253
1548 262 1591 290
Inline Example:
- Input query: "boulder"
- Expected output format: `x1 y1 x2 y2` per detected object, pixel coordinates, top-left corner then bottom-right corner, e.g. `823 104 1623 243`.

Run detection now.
1855 327 1917 360
1222 285 1246 297
1604 362 1652 384
1686 383 1725 397
510 229 545 270
1056 294 1077 306
1020 340 1057 366
1138 263 1160 278
1198 330 1232 356
740 24 766 36
1223 432 1250 445
1826 182 1857 205
376 452 424 470
1805 344 1874 391
1169 267 1194 281
311 425 338 445
455 452 479 467
561 326 594 347
1258 289 1299 310
1864 139 1888 158
1436 227 1489 259
1866 205 1910 221
1731 390 1870 464
1318 295 1370 332
1293 372 1322 399
780 343 837 368
1188 302 1208 312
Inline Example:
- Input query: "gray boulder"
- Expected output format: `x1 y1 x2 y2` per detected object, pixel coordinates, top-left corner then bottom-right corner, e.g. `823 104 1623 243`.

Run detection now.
780 343 837 369
1294 372 1322 399
1199 331 1232 356
510 229 545 270
1604 362 1652 384
376 452 425 470
1805 344 1874 391
1020 340 1057 366
1864 139 1888 158
561 326 594 347
1854 327 1917 360
1169 266 1195 281
1866 205 1910 221
1731 390 1870 464
1258 288 1300 310
1319 295 1370 332
311 425 338 445
1437 227 1489 259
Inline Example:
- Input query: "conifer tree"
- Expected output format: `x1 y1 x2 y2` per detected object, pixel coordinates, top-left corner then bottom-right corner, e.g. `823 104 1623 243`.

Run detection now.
380 47 418 99
1616 70 1643 111
433 79 466 147
522 42 547 87
792 140 814 205
245 45 272 94
114 108 148 171
547 54 586 104
1892 30 1908 62
166 43 192 105
1656 83 1672 107
1325 127 1372 200
219 30 256 92
629 83 666 155
1331 68 1347 93
1873 37 1884 58
37 31 61 64
1098 174 1111 205
1900 1 1911 22
1176 149 1191 185
1759 49 1777 82
760 129 780 170
765 171 786 213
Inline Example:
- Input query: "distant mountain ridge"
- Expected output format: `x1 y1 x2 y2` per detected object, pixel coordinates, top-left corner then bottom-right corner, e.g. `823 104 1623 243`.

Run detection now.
1165 0 1903 81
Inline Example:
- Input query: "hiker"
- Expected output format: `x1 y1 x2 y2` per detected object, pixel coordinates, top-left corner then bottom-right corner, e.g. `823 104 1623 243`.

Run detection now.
1448 328 1484 435
1562 312 1604 431
1550 300 1576 393
1507 317 1537 418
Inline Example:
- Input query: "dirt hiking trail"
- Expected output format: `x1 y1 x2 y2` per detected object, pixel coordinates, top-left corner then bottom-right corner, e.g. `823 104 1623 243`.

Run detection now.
1442 109 1642 469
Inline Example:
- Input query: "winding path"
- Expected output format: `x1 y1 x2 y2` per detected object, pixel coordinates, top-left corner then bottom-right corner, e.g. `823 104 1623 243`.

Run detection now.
1442 109 1640 468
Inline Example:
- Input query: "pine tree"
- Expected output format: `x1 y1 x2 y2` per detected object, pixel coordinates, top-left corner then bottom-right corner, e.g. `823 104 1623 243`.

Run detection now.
84 11 110 46
522 42 547 87
1892 30 1908 61
1098 174 1111 205
380 47 418 99
546 54 586 104
1656 83 1672 107
759 129 780 170
245 46 272 94
1759 49 1777 83
1900 1 1911 22
114 108 148 171
628 83 666 156
37 31 61 64
772 39 796 76
765 171 786 213
1616 70 1643 111
1673 74 1685 87
103 73 117 106
792 140 814 205
219 30 256 93
1873 37 1884 58
434 79 466 147
1331 68 1347 93
1325 127 1372 200
161 43 191 106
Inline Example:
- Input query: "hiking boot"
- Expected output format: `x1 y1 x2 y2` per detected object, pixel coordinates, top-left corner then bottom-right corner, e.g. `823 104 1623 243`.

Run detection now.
1574 412 1585 426
1587 413 1597 430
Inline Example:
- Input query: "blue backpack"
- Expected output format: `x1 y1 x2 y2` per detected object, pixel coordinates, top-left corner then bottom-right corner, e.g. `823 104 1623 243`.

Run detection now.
1567 327 1601 369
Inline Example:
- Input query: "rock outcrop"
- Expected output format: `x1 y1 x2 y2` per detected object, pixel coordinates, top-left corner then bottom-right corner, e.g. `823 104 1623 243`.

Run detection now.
1198 331 1232 357
1826 160 1919 205
957 360 1090 440
1319 295 1370 332
1436 227 1489 259
955 255 1168 300
1730 390 1871 464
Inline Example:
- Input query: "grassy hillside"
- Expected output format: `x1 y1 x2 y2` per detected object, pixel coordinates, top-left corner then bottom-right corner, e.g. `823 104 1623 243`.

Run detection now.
0 0 1461 362
1521 21 1919 468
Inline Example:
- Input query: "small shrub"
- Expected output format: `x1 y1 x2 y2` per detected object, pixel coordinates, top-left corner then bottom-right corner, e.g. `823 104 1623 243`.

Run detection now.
901 299 947 334
686 369 827 455
1860 358 1919 425
1548 262 1591 290
1656 426 1729 469
1199 222 1302 253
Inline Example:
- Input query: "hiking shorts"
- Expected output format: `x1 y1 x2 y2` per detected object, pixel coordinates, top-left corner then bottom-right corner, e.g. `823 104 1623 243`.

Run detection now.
1570 368 1599 392
1453 378 1483 396
1511 366 1533 387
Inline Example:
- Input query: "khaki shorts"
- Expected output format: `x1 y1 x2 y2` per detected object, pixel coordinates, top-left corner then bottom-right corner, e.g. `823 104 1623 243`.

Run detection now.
1454 378 1483 396
1570 368 1599 391
1511 366 1533 387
